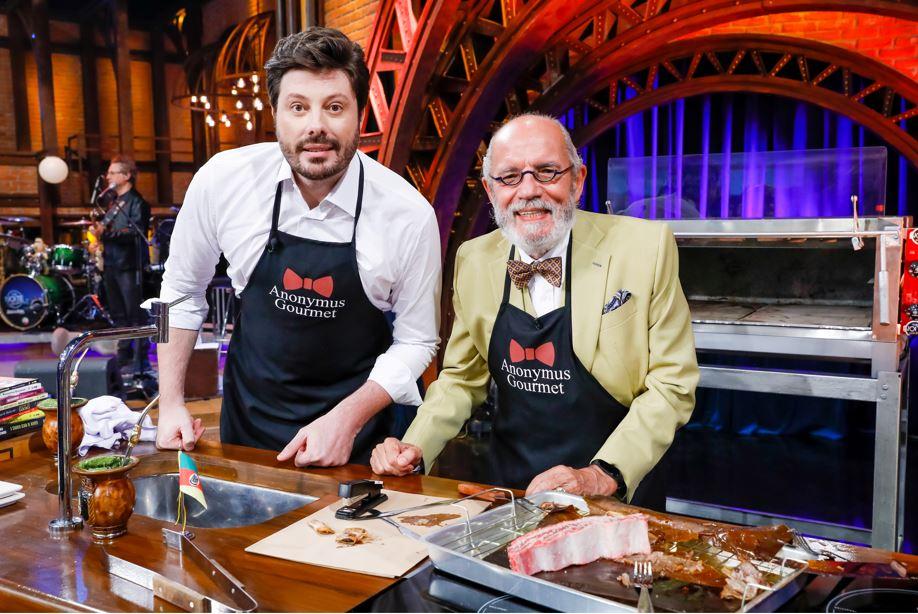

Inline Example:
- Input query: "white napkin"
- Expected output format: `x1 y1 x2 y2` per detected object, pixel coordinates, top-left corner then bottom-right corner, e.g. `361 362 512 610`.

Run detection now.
77 395 156 456
0 480 23 498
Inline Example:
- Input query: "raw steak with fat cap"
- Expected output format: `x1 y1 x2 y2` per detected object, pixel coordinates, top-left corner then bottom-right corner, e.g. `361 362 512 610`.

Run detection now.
507 513 651 575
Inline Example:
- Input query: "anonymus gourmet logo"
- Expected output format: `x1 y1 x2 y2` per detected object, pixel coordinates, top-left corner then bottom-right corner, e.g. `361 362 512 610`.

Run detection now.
500 340 571 394
269 267 345 319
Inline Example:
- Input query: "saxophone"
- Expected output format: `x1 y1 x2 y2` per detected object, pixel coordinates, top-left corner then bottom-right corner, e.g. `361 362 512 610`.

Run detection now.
87 209 104 272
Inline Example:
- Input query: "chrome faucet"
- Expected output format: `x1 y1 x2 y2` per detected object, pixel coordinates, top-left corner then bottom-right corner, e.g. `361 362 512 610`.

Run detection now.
49 295 190 535
121 393 160 462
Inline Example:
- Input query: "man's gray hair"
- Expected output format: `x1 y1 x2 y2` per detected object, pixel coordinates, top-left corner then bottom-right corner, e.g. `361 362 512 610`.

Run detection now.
481 112 583 184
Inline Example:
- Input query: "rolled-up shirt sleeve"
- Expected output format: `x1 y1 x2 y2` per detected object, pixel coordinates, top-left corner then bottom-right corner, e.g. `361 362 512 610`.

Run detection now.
160 165 221 331
367 208 441 406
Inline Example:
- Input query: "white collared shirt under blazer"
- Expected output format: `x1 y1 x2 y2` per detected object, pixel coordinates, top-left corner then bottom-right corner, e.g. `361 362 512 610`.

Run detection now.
160 143 442 406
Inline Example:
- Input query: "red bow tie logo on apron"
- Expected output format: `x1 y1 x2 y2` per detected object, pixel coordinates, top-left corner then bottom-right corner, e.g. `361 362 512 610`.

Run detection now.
509 339 555 367
283 267 334 297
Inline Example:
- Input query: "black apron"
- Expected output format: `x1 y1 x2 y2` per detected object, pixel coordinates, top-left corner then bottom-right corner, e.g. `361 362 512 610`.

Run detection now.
486 238 666 509
221 160 392 463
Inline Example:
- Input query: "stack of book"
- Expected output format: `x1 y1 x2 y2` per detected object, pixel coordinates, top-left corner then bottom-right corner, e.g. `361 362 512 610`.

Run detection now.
0 377 49 441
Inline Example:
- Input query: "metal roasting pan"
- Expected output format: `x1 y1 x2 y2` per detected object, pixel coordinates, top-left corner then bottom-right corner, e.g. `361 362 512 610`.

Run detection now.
422 492 810 613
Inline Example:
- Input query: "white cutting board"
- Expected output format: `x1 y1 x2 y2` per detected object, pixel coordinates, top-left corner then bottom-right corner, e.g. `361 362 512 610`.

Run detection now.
245 489 488 578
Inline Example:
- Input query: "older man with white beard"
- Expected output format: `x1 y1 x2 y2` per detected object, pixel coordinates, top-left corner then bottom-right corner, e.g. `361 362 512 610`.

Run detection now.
370 113 698 506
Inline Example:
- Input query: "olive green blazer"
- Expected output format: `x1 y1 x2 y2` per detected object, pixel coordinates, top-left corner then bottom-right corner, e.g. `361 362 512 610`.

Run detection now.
403 210 699 498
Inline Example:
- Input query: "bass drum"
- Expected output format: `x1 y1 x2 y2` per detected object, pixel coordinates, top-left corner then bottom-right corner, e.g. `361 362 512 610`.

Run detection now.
0 273 74 330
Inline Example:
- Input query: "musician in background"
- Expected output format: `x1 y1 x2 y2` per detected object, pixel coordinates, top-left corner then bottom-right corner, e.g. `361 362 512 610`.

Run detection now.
92 155 152 374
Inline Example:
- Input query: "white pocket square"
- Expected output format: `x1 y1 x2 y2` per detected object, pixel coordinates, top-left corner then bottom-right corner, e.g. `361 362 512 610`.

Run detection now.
602 290 632 315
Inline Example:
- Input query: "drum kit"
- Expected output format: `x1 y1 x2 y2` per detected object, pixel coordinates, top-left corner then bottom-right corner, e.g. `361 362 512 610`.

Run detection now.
0 216 111 331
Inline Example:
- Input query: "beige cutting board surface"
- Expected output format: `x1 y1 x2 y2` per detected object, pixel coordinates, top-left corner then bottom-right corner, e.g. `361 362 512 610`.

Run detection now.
245 489 489 578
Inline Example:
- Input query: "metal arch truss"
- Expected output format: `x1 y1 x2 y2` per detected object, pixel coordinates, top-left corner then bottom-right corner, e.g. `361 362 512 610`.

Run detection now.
565 34 918 160
361 0 918 254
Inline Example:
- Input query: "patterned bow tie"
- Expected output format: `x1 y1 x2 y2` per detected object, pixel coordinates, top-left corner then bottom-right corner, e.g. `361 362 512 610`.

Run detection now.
509 339 555 366
283 268 334 297
506 257 562 290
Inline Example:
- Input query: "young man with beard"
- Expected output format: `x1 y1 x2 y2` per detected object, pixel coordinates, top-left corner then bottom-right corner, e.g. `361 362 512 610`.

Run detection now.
155 28 441 466
371 114 698 507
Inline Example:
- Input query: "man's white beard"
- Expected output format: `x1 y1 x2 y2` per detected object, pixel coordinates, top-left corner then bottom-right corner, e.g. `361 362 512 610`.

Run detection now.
493 197 576 259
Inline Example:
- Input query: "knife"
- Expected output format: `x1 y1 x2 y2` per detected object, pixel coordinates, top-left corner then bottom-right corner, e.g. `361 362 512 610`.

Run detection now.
102 528 257 612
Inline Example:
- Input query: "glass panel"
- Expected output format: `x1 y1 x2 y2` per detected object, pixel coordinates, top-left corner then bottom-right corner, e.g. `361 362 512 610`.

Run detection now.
606 146 887 219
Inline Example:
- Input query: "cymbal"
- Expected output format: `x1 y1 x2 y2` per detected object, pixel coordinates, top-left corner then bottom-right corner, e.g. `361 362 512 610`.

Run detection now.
59 219 94 227
0 216 37 225
0 232 29 245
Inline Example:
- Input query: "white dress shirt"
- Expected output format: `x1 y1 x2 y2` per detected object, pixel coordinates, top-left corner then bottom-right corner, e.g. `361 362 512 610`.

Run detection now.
160 142 442 406
517 233 570 317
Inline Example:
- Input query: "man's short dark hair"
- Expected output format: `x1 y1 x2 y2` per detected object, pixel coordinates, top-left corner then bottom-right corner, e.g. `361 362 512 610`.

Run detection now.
265 27 370 116
111 154 137 185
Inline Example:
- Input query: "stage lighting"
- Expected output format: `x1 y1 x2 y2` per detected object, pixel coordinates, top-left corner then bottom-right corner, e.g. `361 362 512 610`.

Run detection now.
38 156 68 184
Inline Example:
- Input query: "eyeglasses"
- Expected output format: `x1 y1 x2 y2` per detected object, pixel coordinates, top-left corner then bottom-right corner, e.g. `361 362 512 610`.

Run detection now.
489 166 573 187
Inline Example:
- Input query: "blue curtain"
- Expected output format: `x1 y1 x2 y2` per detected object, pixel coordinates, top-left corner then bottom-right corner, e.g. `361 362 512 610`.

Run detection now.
572 92 917 440
579 93 916 220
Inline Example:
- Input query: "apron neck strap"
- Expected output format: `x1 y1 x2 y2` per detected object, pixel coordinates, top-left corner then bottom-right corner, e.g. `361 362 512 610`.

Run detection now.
351 157 365 246
267 183 283 253
502 245 516 304
564 235 572 305
501 233 574 305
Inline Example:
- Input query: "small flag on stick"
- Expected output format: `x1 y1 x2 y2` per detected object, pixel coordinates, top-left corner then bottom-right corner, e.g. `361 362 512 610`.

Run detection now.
176 451 207 531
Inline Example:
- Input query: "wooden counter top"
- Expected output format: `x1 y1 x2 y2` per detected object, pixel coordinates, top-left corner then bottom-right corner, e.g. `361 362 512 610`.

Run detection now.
0 437 474 612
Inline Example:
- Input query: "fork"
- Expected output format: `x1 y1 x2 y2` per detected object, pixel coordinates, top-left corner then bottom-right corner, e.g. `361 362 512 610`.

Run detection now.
633 560 654 613
791 530 821 558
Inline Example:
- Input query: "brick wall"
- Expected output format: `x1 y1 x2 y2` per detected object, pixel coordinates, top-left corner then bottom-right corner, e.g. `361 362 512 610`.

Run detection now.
686 12 918 80
130 59 155 159
24 54 39 151
23 53 89 154
166 64 194 164
0 15 196 212
0 165 36 195
0 49 16 151
203 0 274 46
325 0 380 48
96 58 120 161
135 171 158 203
51 54 86 151
172 172 194 205
48 21 78 44
58 174 83 206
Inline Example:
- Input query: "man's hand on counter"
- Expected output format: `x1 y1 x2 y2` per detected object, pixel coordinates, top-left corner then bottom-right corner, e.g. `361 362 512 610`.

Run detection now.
370 437 423 476
277 409 360 467
525 464 618 498
276 380 394 467
155 404 205 451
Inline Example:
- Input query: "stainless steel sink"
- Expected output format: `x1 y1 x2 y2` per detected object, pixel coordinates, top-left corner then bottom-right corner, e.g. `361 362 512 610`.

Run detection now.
133 473 317 528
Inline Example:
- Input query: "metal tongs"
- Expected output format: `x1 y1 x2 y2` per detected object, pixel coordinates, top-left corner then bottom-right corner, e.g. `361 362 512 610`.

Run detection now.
334 479 536 542
334 479 542 522
102 528 257 612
